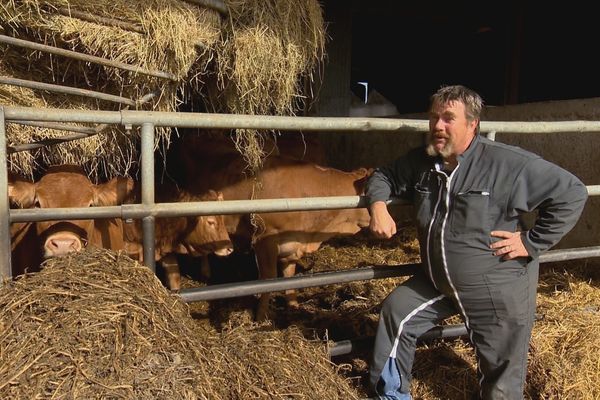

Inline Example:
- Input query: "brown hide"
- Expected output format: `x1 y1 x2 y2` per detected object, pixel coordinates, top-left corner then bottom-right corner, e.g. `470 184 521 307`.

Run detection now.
174 131 327 188
122 185 233 290
9 222 41 277
7 165 134 268
7 172 42 277
184 151 371 321
265 131 328 165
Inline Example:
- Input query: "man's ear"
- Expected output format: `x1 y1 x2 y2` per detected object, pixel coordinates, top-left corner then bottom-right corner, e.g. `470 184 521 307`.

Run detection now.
472 118 480 134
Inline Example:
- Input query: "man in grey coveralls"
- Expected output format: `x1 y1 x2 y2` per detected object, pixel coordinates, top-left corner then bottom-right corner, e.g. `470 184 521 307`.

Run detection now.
365 85 588 399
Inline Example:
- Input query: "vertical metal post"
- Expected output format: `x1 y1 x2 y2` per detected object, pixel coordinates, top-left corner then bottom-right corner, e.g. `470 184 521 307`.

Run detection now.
140 123 156 273
0 107 11 281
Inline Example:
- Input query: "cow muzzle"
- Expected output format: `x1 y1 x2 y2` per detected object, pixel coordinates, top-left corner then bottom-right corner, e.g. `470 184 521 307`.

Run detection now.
41 222 89 258
183 240 234 257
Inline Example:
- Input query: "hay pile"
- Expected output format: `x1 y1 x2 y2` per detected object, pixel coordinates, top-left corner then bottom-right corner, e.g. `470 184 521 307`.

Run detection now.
0 248 361 399
0 0 326 178
528 265 600 399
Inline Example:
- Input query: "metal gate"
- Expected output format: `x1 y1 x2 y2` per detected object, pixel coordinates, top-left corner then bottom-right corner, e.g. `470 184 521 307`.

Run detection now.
2 106 600 354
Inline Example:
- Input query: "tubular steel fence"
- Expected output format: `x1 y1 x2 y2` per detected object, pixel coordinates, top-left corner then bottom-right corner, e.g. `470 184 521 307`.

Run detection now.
2 106 600 355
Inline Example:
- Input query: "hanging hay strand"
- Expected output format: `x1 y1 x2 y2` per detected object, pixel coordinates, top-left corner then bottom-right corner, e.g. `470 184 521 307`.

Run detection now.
0 248 362 399
217 0 325 116
214 0 326 173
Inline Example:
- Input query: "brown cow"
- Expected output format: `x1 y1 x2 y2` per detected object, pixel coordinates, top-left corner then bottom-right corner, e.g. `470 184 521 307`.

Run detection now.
8 166 233 291
122 185 233 290
8 165 131 264
183 152 371 321
169 130 328 190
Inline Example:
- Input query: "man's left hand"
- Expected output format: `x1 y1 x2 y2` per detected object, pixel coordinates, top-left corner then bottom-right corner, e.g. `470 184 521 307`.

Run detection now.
490 230 529 260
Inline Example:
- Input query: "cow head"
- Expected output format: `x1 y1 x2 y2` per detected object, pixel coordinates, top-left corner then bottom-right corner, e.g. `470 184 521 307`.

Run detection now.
180 190 234 258
8 165 134 258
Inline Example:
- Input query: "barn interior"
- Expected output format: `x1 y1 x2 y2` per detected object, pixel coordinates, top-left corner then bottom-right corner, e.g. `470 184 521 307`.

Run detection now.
1 2 600 399
317 1 599 117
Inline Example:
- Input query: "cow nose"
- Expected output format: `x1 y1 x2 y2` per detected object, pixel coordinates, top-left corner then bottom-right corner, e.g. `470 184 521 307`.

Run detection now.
45 237 82 256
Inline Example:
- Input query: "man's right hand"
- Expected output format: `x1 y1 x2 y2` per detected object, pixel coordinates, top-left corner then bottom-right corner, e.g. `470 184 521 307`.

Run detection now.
369 201 397 239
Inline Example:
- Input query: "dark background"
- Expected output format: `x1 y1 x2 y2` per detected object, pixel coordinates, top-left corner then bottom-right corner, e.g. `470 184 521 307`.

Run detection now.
344 2 598 113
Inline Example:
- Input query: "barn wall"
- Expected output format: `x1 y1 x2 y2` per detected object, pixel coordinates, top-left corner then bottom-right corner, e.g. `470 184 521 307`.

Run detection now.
320 97 600 249
483 98 600 250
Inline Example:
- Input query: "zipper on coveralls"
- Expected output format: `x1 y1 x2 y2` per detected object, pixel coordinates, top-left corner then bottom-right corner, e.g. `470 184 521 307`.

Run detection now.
425 173 444 290
438 165 471 327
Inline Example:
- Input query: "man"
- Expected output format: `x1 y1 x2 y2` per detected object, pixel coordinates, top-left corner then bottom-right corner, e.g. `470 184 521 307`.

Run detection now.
365 85 588 399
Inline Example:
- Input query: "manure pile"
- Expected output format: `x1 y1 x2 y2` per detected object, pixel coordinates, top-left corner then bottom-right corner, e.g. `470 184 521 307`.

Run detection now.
0 248 361 399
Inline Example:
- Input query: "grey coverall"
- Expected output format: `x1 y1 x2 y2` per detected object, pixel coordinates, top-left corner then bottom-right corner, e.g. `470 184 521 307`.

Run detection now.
366 135 588 399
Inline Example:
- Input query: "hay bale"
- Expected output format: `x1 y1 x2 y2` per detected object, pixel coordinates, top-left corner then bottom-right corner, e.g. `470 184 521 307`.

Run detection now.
214 0 326 172
0 248 361 399
0 0 327 178
1 0 222 179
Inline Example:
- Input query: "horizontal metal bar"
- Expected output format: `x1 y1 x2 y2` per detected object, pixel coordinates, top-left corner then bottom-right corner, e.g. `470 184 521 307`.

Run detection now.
1 107 429 131
10 205 124 222
0 76 136 106
0 34 177 81
178 246 600 303
3 106 600 134
587 185 600 196
328 324 468 357
179 264 421 302
7 90 159 153
539 246 600 262
418 324 469 341
9 120 97 134
11 187 600 222
8 196 408 222
181 0 228 15
56 7 145 34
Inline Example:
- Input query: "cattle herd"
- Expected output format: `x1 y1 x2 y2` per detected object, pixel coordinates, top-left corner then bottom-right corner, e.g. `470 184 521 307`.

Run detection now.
7 132 373 321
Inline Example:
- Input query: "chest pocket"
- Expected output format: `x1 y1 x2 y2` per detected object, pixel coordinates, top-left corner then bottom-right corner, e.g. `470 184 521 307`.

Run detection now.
450 189 491 236
414 184 435 233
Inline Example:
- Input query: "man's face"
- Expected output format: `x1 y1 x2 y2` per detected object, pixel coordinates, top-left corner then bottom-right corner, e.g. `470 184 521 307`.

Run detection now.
427 100 478 159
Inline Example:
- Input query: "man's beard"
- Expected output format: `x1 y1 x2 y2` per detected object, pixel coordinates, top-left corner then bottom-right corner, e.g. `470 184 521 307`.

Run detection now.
426 137 454 158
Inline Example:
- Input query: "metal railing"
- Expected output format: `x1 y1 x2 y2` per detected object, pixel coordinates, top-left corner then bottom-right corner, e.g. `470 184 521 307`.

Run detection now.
2 106 600 343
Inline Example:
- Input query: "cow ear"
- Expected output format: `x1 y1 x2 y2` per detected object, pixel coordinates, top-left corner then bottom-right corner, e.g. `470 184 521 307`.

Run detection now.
353 169 372 195
8 180 36 208
94 177 136 206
